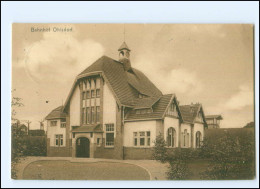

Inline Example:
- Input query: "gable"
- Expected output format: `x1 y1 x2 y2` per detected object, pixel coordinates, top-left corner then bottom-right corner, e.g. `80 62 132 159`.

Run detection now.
195 109 203 123
165 99 179 118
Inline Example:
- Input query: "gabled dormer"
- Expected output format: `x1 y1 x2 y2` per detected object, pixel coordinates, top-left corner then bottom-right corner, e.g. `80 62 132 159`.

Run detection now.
165 96 180 118
195 109 204 123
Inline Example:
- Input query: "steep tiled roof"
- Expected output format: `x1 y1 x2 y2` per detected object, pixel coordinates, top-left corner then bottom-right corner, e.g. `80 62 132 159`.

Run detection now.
179 104 201 123
78 56 162 107
45 106 67 120
125 94 173 121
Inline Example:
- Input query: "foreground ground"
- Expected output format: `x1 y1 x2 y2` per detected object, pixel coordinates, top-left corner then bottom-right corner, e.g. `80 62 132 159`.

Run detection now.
15 157 223 180
16 157 168 180
23 160 150 180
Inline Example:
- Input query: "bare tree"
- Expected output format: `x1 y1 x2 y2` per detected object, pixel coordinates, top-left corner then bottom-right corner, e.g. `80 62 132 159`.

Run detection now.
11 89 24 121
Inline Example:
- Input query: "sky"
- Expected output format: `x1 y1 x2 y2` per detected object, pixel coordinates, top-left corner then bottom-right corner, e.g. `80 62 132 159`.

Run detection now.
12 24 254 129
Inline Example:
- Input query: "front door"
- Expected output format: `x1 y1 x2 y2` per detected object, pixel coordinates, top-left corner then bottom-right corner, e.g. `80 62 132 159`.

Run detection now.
76 137 90 158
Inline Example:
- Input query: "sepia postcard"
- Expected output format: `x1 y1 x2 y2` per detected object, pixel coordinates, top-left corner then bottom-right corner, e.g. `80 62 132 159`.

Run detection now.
11 23 255 180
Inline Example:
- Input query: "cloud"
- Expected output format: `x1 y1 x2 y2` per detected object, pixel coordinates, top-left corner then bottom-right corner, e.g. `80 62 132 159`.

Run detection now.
20 31 104 84
205 84 254 128
224 84 254 110
134 57 203 95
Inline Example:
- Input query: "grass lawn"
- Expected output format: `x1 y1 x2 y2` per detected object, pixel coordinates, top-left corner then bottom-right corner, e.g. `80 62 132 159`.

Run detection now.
23 160 150 180
186 159 210 180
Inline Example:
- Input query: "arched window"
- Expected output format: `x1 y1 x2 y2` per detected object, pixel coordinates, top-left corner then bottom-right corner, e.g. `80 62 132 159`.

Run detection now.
182 129 189 147
196 131 202 148
167 127 176 147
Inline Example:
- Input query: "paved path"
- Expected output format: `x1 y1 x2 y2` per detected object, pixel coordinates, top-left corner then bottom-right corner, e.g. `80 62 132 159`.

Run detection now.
15 157 168 180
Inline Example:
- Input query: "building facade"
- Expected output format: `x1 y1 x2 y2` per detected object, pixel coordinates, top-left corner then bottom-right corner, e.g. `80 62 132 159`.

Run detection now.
45 42 208 159
205 115 223 129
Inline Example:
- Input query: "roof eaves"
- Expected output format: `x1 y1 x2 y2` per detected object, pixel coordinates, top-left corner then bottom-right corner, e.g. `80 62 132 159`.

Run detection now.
124 117 161 122
77 71 103 80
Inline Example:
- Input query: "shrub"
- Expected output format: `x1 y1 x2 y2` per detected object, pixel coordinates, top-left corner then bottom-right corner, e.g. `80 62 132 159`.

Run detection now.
152 134 193 180
11 134 47 179
201 130 255 180
152 133 168 163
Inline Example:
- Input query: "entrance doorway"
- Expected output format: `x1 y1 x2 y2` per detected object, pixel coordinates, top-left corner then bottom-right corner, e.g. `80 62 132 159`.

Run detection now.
76 137 90 158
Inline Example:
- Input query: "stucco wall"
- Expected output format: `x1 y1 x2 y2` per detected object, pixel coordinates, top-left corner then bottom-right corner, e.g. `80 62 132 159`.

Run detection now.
123 120 157 147
70 85 80 126
47 119 66 147
156 120 164 137
181 123 192 148
164 117 180 148
103 82 117 138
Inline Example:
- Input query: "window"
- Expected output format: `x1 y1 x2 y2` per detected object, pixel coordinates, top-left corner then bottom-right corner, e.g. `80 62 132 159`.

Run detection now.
55 135 63 147
96 89 100 97
50 121 57 126
133 131 151 147
167 127 176 147
196 131 202 148
96 106 100 123
91 107 95 123
133 132 138 146
82 92 86 99
97 138 101 146
60 122 66 128
91 90 95 98
105 124 114 146
82 108 86 124
140 132 145 146
83 81 86 90
86 107 90 124
147 131 151 146
182 129 189 147
86 91 91 99
207 119 214 124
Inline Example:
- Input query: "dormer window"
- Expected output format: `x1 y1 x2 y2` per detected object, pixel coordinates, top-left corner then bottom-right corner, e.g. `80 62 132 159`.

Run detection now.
136 108 152 114
138 93 148 98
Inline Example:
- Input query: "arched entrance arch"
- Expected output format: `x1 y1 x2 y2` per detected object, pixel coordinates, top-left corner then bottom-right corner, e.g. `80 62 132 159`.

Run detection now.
76 137 90 158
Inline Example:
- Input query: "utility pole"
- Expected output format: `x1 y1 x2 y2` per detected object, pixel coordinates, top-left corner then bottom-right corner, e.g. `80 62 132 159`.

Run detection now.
39 119 44 130
26 120 31 136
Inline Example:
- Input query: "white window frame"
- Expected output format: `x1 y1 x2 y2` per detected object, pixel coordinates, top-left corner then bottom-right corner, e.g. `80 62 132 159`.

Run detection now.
105 124 114 147
167 127 176 148
182 129 189 148
133 131 151 147
96 89 100 98
55 134 64 147
60 122 66 128
50 120 57 126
